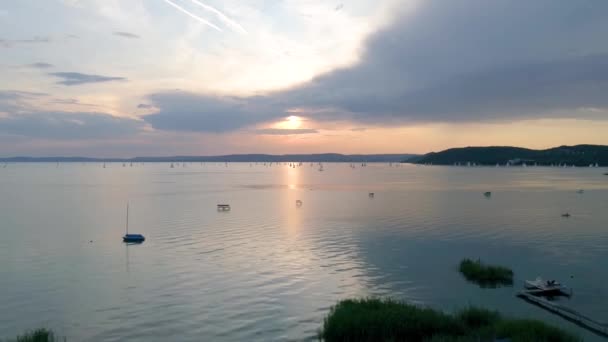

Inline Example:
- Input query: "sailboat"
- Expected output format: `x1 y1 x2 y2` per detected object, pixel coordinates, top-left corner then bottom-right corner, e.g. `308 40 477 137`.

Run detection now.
122 203 145 243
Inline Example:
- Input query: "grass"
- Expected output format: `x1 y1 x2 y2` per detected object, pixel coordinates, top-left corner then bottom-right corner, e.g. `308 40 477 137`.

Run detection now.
7 329 57 342
458 258 513 287
319 298 580 341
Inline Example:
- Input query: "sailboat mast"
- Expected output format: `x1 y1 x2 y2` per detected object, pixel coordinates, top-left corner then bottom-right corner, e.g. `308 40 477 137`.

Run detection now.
126 203 129 235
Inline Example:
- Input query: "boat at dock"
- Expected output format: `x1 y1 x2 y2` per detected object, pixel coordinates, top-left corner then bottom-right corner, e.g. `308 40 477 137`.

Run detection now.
524 277 572 296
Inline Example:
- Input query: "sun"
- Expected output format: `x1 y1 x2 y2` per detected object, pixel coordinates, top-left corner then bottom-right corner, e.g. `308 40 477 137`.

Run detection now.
284 115 302 129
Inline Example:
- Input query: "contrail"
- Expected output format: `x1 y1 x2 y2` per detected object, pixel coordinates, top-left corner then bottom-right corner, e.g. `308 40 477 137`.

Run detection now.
187 0 248 34
162 0 222 32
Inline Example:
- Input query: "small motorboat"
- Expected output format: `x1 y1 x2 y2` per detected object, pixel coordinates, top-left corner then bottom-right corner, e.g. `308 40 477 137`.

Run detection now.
524 277 571 296
561 213 571 218
484 191 492 197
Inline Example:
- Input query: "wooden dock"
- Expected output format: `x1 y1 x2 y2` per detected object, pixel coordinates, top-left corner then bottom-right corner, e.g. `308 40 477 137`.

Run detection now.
517 291 608 338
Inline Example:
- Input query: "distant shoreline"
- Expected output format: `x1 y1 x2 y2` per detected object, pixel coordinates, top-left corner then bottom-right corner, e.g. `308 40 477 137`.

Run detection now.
0 153 416 163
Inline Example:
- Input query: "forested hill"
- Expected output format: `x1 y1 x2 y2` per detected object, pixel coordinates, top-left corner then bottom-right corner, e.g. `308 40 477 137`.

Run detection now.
407 145 608 166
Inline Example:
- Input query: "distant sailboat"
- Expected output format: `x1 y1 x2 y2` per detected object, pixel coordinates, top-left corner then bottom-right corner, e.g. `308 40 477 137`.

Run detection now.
122 203 145 243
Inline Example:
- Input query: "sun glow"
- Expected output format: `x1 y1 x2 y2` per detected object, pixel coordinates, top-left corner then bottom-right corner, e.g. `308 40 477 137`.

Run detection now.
281 115 302 129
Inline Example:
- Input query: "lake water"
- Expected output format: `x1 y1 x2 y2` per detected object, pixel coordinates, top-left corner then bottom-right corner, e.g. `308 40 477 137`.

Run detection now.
1 163 607 341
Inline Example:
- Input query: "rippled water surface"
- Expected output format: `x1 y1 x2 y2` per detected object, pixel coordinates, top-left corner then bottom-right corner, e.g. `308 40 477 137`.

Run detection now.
1 163 608 341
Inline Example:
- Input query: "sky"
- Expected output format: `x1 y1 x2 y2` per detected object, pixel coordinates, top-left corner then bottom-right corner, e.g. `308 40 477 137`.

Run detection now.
1 0 607 157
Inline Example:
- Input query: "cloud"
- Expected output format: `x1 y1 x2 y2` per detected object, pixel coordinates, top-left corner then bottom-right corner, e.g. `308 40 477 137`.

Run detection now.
335 4 344 11
113 31 140 39
49 72 127 86
0 111 143 139
0 89 142 142
254 128 318 135
145 91 277 132
0 90 48 113
287 54 608 124
27 62 54 69
0 36 51 48
0 90 48 100
49 98 99 107
142 0 608 132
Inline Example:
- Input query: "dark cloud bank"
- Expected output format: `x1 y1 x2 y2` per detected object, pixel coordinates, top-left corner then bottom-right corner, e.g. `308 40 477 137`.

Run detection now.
145 0 608 133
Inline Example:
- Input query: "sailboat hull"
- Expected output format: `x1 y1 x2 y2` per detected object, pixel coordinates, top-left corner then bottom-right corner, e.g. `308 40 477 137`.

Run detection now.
123 234 145 243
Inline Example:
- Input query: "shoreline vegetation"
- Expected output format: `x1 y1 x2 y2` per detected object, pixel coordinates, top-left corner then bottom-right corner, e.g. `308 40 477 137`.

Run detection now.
6 329 59 342
7 299 580 342
459 258 514 287
319 298 580 342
